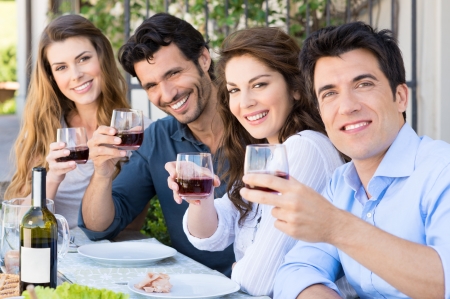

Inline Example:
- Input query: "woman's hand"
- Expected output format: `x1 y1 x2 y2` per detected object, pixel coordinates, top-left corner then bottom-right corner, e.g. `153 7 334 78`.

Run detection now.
165 161 221 205
46 142 77 184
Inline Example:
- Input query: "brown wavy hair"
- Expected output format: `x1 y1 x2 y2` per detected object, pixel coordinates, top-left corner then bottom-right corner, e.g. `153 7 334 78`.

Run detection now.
215 27 327 224
5 14 130 199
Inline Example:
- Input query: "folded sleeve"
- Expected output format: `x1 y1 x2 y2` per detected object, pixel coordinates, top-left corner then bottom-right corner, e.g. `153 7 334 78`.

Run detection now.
182 193 237 251
423 165 450 299
274 242 343 299
78 141 155 241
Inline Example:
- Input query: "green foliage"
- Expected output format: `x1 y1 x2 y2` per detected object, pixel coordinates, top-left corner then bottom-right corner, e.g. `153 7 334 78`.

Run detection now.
23 282 129 299
141 196 171 246
79 1 126 54
0 98 16 114
0 45 17 82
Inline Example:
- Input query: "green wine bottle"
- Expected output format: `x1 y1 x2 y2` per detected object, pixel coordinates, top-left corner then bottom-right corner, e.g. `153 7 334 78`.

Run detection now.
20 167 58 291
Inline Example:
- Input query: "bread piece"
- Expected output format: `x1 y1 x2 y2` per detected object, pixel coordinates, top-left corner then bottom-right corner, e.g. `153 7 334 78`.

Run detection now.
0 273 20 298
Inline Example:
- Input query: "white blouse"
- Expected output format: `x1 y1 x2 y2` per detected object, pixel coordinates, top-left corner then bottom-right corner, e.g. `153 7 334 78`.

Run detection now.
183 130 344 297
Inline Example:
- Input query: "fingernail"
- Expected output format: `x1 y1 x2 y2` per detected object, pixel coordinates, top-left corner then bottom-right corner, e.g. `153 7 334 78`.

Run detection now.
114 137 121 143
60 142 65 147
110 129 116 135
65 150 70 155
120 151 126 156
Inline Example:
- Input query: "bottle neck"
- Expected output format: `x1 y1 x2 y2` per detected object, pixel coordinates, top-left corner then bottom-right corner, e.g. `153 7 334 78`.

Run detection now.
31 167 46 208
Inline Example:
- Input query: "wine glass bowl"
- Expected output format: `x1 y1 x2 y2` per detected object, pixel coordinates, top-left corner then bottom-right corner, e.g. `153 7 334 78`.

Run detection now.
56 127 89 164
244 144 289 193
176 153 214 199
111 108 144 151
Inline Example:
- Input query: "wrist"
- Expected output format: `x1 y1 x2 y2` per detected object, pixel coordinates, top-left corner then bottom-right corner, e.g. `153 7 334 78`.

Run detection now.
46 172 64 184
324 208 353 246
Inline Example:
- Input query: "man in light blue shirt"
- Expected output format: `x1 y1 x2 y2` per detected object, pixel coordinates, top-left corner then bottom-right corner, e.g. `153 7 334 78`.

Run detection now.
240 22 450 298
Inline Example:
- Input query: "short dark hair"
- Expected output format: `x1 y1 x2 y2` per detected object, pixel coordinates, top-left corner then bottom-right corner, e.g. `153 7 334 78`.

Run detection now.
299 21 406 120
118 13 214 80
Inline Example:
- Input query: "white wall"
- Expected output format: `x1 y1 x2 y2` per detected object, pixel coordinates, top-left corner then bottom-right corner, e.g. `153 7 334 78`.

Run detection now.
360 0 450 142
416 0 450 142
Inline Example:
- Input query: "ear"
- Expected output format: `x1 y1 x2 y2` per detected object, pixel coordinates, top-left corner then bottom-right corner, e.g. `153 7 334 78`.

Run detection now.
292 90 301 101
199 47 212 73
395 83 408 113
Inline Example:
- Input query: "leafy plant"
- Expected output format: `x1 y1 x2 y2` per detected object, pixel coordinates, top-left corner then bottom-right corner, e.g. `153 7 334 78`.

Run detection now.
141 196 171 246
0 98 16 114
0 45 17 82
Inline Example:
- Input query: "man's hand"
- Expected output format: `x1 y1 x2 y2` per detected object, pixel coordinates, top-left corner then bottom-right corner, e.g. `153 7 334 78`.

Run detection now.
240 173 344 244
88 126 127 178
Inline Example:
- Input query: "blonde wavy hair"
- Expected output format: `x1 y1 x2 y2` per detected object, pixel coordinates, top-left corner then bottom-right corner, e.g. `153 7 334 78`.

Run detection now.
5 14 130 199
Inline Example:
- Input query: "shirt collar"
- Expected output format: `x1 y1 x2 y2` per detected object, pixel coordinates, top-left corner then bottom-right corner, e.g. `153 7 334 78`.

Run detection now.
343 123 420 202
170 121 204 146
373 122 420 179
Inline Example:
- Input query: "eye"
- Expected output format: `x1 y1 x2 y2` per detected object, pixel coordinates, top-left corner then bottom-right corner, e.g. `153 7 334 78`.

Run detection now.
357 82 373 88
322 91 336 99
253 82 267 88
228 88 239 94
146 84 156 91
79 55 91 63
170 70 181 77
55 65 66 72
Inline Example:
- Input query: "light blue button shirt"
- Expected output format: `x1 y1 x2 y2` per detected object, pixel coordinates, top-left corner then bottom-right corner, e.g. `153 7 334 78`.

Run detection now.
274 123 450 299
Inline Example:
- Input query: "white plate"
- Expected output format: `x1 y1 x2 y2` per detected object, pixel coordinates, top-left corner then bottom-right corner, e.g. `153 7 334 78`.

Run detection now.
128 274 240 298
77 242 177 267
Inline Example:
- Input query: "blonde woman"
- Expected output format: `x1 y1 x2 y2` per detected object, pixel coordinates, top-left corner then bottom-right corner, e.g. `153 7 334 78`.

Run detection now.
5 15 149 228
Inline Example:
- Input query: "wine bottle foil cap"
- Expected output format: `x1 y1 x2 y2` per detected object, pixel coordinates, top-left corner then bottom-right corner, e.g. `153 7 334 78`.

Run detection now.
32 167 46 173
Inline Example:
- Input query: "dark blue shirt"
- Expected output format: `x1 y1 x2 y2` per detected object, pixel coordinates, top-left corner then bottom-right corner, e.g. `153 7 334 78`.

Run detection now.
79 116 235 276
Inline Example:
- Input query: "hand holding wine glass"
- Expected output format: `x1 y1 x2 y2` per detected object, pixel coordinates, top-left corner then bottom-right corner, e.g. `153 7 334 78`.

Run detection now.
244 144 289 194
111 108 144 151
175 153 215 201
55 127 89 164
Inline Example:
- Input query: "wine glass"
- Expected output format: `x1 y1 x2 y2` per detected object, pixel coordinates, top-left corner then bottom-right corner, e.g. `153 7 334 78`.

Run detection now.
176 153 214 199
111 108 144 151
56 127 89 164
244 144 289 193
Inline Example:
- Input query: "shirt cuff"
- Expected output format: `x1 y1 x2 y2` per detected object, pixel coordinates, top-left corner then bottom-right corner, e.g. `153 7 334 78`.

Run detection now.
182 207 230 251
274 264 341 298
77 208 122 241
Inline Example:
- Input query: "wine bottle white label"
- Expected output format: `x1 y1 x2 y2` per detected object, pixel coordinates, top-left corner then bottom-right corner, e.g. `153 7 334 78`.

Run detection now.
20 247 51 283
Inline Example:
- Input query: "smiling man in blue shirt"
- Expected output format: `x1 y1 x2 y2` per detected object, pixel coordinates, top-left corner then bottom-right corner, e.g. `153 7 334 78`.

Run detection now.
241 22 450 298
78 13 235 276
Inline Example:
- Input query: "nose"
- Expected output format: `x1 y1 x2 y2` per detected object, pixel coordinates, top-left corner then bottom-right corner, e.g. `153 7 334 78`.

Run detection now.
338 89 362 115
239 89 257 109
157 81 177 105
71 66 83 81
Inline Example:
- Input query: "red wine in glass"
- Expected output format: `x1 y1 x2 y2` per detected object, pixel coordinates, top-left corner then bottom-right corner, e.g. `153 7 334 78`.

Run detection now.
56 146 89 164
176 177 214 197
115 131 144 150
245 171 289 193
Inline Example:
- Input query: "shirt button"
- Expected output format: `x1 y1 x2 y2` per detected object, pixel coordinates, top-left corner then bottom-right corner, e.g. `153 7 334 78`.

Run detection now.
367 212 372 218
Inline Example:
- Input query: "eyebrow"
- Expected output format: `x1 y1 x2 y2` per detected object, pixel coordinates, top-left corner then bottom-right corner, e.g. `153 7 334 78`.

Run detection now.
316 73 378 95
51 51 92 66
227 74 271 86
141 67 183 90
